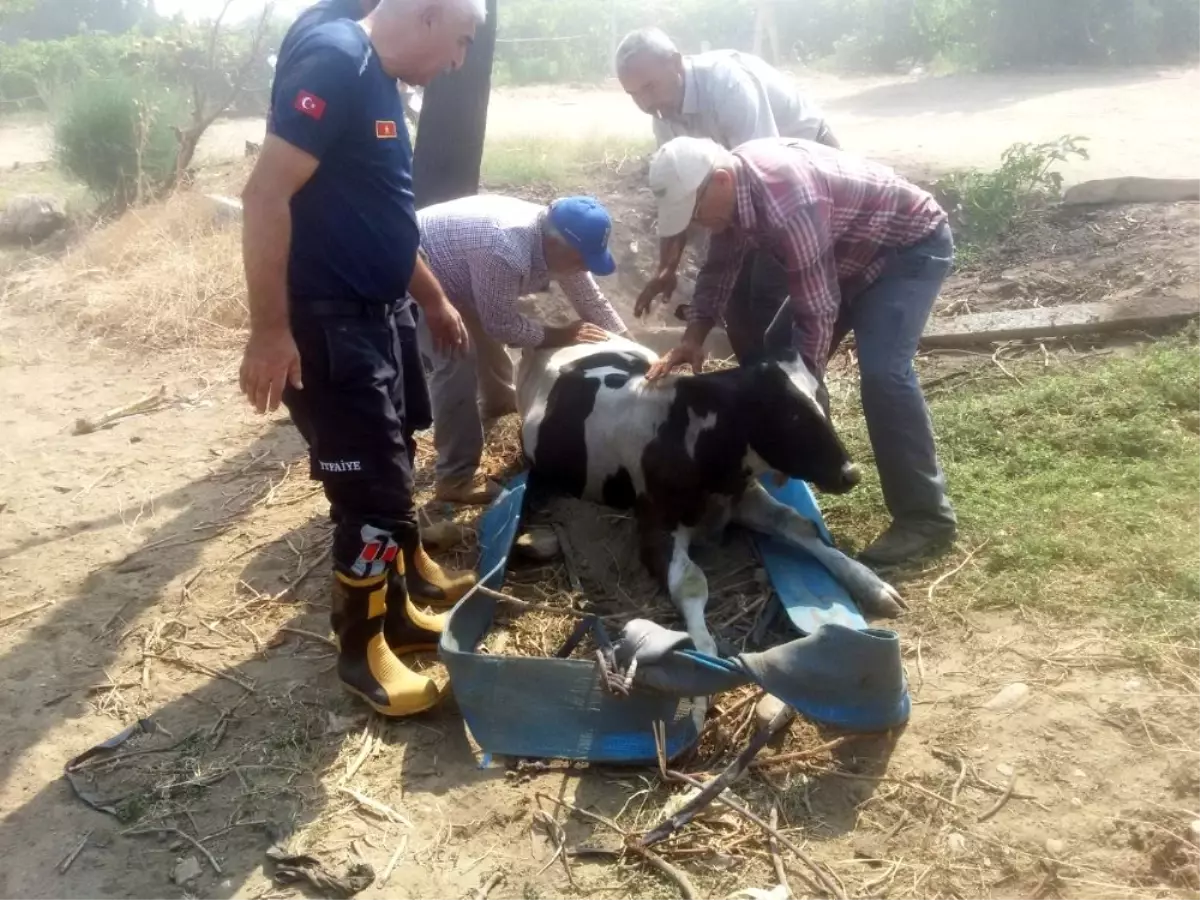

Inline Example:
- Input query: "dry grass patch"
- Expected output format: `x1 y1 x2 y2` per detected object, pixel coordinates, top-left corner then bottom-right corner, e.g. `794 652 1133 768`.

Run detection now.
4 191 247 350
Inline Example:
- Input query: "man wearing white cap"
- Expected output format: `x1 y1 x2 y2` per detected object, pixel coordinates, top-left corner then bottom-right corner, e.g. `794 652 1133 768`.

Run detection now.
644 135 957 568
614 27 840 359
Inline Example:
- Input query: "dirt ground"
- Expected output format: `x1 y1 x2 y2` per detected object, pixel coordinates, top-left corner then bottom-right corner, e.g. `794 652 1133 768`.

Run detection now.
0 66 1198 900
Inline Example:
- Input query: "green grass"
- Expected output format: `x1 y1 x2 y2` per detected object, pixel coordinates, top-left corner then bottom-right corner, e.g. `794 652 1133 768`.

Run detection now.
822 334 1200 643
480 133 653 192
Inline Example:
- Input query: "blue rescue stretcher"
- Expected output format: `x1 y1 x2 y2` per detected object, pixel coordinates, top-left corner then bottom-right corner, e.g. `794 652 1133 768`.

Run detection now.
438 471 907 764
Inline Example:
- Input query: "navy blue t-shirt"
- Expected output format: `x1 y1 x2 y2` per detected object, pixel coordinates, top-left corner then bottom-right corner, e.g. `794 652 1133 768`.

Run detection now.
276 0 364 69
269 20 417 305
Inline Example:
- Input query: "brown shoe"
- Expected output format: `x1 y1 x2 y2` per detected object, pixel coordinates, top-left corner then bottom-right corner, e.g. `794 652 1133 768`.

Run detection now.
434 472 501 505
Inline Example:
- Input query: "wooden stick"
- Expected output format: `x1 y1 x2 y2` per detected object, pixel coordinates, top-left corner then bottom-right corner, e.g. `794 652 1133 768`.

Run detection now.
663 769 845 900
57 830 92 874
571 846 698 900
145 654 255 693
122 826 221 874
378 834 409 886
977 768 1018 823
476 584 582 617
73 385 168 435
927 540 989 603
339 786 410 826
768 807 791 899
642 704 796 846
752 735 856 769
0 599 51 628
535 793 696 900
476 870 505 900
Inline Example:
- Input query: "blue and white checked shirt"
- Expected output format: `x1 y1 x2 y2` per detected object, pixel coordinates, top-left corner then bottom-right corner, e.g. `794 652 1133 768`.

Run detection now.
417 194 626 348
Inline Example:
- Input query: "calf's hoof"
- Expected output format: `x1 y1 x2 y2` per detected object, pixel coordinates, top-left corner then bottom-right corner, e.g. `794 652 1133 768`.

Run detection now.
857 582 907 620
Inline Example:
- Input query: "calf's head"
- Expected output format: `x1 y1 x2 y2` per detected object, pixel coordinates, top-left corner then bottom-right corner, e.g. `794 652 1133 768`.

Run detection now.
741 349 860 494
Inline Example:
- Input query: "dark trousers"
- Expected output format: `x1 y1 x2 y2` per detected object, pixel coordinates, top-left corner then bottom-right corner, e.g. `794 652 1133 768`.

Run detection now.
824 221 957 530
725 248 793 362
283 297 433 576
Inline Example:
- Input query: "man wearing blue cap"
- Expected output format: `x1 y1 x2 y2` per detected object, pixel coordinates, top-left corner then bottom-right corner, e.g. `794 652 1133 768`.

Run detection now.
415 193 628 504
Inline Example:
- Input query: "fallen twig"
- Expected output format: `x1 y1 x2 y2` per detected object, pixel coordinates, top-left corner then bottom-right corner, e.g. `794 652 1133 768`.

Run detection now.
378 835 408 887
0 599 51 628
57 830 92 874
475 870 505 900
768 807 792 899
977 768 1018 823
145 654 255 693
339 786 410 826
927 540 990 603
73 385 169 435
643 704 796 846
571 846 698 900
341 723 376 785
123 826 222 874
476 584 582 617
536 793 694 900
752 735 856 769
662 769 845 900
278 626 337 647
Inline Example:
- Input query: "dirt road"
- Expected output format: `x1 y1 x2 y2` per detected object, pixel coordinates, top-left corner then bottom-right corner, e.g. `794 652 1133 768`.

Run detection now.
2 66 1196 181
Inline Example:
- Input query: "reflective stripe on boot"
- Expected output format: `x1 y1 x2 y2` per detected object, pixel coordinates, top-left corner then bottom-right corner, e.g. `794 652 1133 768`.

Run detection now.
332 571 442 717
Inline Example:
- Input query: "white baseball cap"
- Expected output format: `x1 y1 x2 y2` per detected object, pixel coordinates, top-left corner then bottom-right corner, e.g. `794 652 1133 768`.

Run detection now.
648 136 727 237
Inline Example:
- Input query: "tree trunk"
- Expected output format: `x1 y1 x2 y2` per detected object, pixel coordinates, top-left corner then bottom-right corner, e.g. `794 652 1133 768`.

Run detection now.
411 0 497 210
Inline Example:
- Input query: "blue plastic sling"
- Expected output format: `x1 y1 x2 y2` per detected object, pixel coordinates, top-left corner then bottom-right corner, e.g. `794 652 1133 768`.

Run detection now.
442 471 900 764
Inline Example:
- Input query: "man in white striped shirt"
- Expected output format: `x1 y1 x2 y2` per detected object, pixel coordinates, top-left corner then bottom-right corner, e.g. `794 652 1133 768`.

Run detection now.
415 193 629 503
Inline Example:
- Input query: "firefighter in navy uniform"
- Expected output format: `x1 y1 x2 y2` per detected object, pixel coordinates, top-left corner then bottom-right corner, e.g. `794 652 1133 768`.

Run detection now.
239 0 486 717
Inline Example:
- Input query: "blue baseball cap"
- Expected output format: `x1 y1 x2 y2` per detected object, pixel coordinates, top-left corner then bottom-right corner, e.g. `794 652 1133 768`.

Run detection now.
548 196 616 276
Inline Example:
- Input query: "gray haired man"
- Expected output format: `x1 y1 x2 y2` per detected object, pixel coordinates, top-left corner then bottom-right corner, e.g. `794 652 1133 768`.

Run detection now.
615 26 839 360
415 194 629 504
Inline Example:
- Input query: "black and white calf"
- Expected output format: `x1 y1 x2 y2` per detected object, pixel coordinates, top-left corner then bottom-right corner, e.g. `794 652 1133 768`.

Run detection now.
516 334 905 657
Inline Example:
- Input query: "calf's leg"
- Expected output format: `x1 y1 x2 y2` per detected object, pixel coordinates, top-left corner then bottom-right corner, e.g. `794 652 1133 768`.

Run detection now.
733 482 906 619
637 509 718 657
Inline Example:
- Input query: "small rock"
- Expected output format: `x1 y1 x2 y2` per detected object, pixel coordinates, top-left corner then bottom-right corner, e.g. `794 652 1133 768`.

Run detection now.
946 832 968 854
1072 768 1086 779
1045 838 1065 856
0 194 67 244
754 694 790 730
172 856 202 885
1190 819 1200 842
1122 678 1143 692
852 834 887 865
1070 797 1083 808
753 567 769 586
983 682 1031 711
168 839 185 851
514 528 560 562
996 762 1015 777
325 711 364 735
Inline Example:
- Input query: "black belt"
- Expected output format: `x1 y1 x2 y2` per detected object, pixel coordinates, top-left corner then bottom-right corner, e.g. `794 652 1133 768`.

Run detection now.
291 298 398 320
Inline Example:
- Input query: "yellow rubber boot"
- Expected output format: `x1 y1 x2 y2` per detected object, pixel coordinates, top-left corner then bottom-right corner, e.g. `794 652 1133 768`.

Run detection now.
402 532 476 610
330 571 442 717
384 555 448 654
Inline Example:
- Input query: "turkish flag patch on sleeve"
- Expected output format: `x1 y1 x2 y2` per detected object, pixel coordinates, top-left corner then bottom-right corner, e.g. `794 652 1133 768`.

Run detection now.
375 120 398 139
294 90 326 120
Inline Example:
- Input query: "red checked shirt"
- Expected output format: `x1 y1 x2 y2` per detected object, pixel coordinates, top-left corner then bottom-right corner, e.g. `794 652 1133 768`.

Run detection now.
690 138 946 374
418 194 626 348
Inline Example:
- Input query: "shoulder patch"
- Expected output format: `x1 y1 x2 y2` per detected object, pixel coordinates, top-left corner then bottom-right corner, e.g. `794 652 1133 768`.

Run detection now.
294 90 326 120
376 120 398 139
